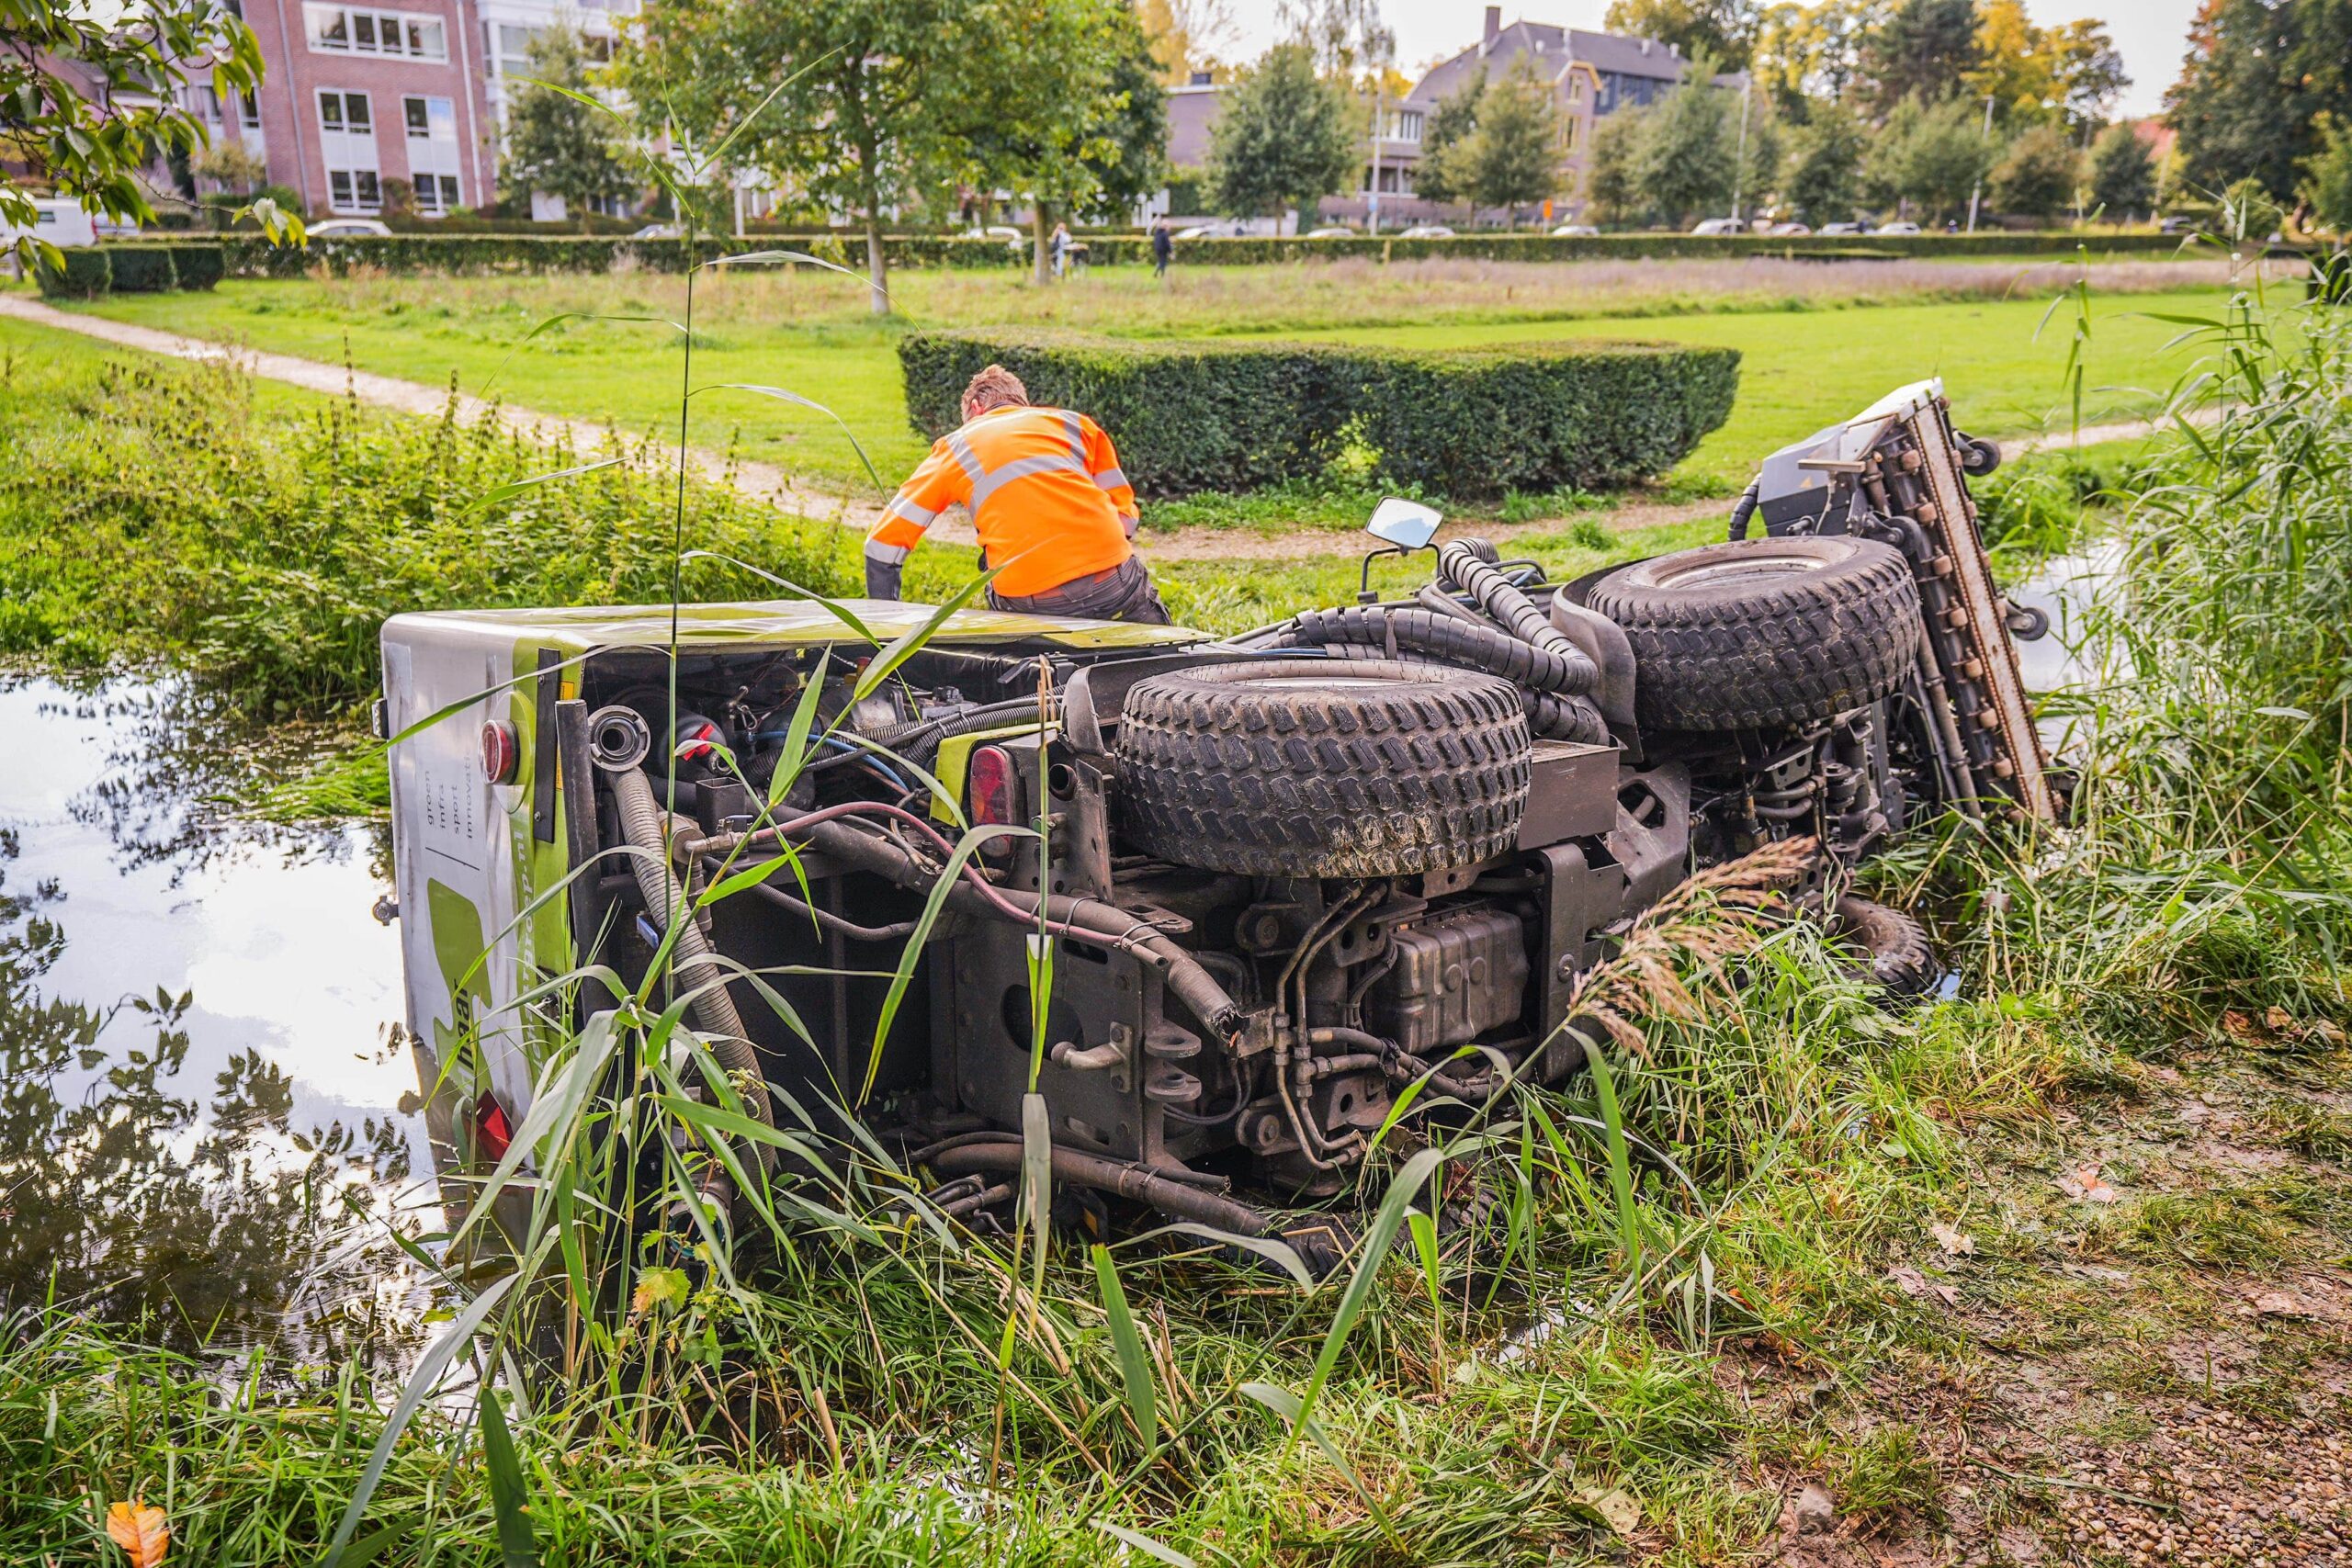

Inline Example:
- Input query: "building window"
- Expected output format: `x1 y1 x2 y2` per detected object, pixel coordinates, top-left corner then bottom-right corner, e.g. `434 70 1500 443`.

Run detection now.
305 4 447 61
1388 108 1423 143
318 90 381 213
413 173 463 213
1562 118 1580 153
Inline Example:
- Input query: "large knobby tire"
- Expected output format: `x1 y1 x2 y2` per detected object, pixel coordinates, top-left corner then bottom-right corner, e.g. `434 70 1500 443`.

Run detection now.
1115 660 1532 877
1833 896 1940 1001
1588 536 1923 731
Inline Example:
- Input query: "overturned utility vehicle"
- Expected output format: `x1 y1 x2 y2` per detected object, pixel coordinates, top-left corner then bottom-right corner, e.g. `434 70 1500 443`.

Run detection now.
384 380 2053 1237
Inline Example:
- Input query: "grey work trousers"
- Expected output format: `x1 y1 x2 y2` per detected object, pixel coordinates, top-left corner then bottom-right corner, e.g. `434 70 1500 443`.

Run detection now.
988 554 1171 624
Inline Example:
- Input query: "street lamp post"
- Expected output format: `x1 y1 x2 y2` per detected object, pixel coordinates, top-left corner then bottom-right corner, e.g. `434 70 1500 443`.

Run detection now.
1965 93 1996 234
1730 72 1752 225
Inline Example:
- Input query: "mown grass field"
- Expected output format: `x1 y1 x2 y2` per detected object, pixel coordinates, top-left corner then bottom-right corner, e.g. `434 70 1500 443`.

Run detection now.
39 260 2272 499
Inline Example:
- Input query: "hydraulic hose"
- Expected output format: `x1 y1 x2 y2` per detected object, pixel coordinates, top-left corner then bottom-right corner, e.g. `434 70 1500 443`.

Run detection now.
1269 604 1597 697
1310 642 1611 744
927 1142 1276 1236
796 818 1247 1044
1727 480 1760 542
1437 539 1586 669
606 765 778 1147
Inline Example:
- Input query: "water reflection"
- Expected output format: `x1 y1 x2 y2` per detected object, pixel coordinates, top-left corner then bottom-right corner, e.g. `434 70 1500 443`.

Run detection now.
0 674 430 1361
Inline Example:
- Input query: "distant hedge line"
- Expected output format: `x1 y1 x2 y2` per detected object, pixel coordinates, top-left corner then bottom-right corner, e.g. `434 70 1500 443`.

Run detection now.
36 243 225 298
210 228 2199 278
898 330 1740 498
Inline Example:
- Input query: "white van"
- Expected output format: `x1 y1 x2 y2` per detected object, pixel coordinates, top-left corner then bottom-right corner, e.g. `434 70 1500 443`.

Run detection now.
2 197 101 253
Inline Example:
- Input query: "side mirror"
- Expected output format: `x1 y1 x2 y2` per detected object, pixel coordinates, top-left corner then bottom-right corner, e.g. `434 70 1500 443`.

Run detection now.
1366 497 1442 551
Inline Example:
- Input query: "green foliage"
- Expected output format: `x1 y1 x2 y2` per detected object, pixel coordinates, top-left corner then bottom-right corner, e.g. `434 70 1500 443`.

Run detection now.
1602 0 1763 67
104 245 179 294
1413 69 1486 209
501 25 635 225
1634 62 1744 227
2089 124 2158 220
2169 0 2352 207
897 328 1737 498
1860 0 1981 110
31 247 108 299
1863 93 1998 222
2300 112 2352 235
0 347 864 716
1204 41 1356 220
1586 103 1649 227
169 243 226 290
1783 101 1866 226
1990 122 2082 221
1453 55 1562 218
1 0 266 260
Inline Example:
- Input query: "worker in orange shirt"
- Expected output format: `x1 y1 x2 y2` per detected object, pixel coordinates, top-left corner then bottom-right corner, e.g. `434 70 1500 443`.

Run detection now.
864 365 1171 624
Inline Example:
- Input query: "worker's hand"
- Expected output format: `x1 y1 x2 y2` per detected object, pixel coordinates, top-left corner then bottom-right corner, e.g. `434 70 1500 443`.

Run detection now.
865 558 904 601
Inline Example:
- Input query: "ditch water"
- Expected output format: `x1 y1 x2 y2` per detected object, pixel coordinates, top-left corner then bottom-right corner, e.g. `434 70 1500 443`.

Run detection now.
0 673 432 1363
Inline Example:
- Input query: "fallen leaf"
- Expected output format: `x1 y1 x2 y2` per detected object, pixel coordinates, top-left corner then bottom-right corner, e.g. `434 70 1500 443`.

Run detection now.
2177 1102 2211 1124
2057 1164 2120 1204
107 1501 168 1568
1929 1222 1976 1258
2061 1262 2131 1284
1887 1266 1959 1305
2221 1010 2261 1042
1786 1482 1837 1537
2254 1291 2312 1320
2265 1006 2296 1036
1577 1484 1642 1535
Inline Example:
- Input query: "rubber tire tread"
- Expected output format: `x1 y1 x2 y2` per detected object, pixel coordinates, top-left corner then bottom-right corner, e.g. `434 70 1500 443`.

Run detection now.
1834 895 1939 1000
1115 659 1532 877
1587 536 1922 731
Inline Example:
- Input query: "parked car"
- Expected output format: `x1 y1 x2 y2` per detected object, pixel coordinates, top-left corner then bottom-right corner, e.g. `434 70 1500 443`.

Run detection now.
2157 216 2195 235
1303 227 1356 239
1819 221 1866 236
1874 221 1922 236
1769 221 1812 236
384 380 2052 1252
1550 223 1600 237
628 222 684 241
1172 223 1234 241
310 218 394 238
1397 224 1455 239
1690 217 1745 236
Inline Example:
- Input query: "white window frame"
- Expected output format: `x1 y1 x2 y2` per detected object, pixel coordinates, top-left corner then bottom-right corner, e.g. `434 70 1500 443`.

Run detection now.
304 4 448 61
318 89 382 214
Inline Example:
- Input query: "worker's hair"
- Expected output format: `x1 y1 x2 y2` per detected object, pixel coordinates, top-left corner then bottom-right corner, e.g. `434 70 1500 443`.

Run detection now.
962 365 1030 417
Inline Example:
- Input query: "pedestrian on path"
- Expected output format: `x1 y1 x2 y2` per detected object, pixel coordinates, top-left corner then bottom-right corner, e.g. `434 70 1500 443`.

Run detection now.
1151 219 1172 280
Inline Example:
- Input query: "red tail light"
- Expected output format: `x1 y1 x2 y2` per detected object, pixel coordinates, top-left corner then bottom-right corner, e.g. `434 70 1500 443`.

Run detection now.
969 744 1020 827
472 1095 514 1163
480 720 519 784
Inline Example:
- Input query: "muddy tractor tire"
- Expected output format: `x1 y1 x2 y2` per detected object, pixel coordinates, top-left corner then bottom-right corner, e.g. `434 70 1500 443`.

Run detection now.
1588 536 1923 732
1834 895 1939 999
1114 659 1532 877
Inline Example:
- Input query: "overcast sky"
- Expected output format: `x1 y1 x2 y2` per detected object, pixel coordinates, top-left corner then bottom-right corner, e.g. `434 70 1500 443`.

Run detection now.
1225 1 2197 118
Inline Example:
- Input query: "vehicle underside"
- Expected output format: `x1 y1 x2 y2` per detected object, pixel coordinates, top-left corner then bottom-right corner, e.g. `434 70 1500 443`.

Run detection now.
384 379 2055 1246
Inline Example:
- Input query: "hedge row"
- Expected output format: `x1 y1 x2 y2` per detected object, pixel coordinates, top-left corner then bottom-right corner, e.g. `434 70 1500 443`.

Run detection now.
898 330 1740 499
35 243 225 298
214 228 2202 279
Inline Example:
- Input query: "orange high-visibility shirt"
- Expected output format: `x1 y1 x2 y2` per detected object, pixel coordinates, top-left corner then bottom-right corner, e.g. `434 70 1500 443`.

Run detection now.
865 404 1139 599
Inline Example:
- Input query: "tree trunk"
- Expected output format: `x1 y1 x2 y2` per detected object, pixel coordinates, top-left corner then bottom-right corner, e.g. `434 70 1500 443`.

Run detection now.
1032 201 1051 287
864 210 889 317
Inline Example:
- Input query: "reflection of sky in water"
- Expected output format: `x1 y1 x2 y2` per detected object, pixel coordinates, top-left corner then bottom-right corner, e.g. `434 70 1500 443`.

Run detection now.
0 678 423 1168
2009 542 2125 758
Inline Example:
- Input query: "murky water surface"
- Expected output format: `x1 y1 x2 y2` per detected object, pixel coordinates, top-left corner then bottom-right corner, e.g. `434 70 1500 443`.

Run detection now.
0 674 429 1359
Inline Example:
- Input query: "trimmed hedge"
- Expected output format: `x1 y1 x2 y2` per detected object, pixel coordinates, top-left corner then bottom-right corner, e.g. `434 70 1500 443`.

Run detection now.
107 245 179 293
34 248 110 299
216 227 2203 279
898 331 1739 499
170 243 225 290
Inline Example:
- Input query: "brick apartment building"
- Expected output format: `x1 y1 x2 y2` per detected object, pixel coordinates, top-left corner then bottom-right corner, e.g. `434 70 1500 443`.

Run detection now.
175 0 633 218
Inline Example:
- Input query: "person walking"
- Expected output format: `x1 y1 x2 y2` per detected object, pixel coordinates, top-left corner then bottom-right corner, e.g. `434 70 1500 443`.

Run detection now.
1151 218 1172 280
863 365 1170 624
1049 220 1072 279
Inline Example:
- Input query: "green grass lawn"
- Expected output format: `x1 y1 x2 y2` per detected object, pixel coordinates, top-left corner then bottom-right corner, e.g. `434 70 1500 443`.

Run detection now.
56 272 2245 501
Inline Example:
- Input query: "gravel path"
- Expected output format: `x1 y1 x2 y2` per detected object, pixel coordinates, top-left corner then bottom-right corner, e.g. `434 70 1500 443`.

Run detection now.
3 292 2188 564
